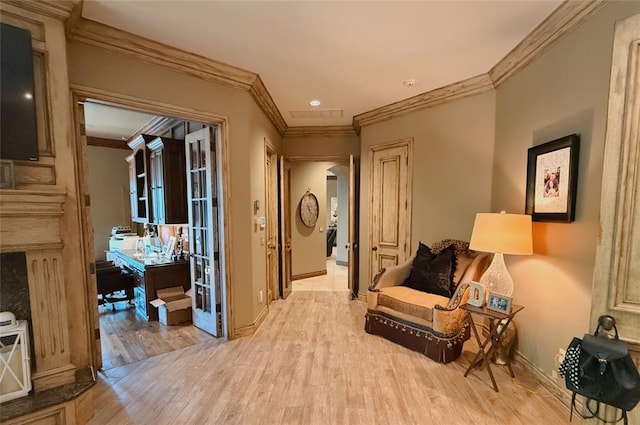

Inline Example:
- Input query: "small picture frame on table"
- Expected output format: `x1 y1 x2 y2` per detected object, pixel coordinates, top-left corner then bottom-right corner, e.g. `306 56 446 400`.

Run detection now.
486 292 512 314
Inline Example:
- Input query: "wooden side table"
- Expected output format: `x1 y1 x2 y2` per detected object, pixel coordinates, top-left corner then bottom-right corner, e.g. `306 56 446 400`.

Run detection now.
460 303 524 392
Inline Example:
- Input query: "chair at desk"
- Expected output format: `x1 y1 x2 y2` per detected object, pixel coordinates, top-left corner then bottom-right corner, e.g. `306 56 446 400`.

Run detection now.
96 260 134 310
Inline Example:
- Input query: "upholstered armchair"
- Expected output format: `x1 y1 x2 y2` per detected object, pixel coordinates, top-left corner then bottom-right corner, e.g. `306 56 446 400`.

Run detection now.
365 240 490 363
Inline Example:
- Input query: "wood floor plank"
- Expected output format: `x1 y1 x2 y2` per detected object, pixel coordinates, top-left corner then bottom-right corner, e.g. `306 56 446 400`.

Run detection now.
98 301 214 370
90 291 569 424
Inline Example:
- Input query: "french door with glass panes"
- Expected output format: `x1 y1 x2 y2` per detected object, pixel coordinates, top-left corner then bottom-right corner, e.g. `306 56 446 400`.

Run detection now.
185 127 223 336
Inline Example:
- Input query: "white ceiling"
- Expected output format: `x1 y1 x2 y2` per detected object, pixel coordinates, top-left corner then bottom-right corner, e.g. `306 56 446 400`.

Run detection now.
83 102 157 140
81 0 562 131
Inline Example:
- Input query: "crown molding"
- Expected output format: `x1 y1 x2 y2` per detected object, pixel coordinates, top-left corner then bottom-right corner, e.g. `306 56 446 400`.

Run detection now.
284 126 357 138
352 74 494 133
2 0 80 21
249 76 288 136
64 1 609 136
67 17 287 136
489 0 610 87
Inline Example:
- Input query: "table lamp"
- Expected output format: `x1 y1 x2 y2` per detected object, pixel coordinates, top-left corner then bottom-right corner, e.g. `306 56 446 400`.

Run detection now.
469 211 532 297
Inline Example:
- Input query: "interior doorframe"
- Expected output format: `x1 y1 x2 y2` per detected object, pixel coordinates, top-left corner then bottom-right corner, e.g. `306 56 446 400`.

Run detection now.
283 155 359 296
70 86 235 370
264 139 279 302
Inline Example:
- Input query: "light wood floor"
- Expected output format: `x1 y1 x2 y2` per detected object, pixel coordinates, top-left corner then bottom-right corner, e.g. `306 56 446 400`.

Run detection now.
90 291 569 425
98 301 213 370
292 254 349 292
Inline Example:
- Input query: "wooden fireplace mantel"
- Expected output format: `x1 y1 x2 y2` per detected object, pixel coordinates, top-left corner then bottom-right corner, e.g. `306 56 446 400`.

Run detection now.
0 188 77 391
0 189 67 253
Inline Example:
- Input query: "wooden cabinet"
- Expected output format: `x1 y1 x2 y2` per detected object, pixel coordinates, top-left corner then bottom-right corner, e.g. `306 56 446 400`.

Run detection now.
111 250 189 321
132 268 147 318
127 134 155 223
147 136 187 224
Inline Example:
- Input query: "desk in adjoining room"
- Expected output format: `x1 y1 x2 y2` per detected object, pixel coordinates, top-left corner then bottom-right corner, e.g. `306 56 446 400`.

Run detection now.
110 250 190 321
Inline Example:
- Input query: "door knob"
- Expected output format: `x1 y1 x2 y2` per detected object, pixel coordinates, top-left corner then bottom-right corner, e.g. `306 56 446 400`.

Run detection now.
372 246 378 251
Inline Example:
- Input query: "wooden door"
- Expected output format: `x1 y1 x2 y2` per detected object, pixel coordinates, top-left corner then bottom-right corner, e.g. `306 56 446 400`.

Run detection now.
369 140 412 283
348 155 360 299
76 101 102 370
591 16 640 424
279 156 293 299
265 143 279 302
185 127 223 336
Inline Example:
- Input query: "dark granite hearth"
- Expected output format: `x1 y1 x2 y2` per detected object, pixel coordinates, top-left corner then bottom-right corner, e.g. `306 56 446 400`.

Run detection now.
0 367 96 421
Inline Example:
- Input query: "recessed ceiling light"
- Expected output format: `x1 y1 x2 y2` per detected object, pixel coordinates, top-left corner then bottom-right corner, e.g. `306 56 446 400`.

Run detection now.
404 79 417 88
309 99 321 107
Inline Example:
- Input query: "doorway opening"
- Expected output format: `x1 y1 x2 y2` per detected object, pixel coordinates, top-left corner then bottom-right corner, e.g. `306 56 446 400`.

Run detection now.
72 91 232 371
282 158 358 297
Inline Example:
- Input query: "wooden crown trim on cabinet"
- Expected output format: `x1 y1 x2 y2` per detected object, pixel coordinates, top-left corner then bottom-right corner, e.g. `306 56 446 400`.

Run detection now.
131 116 182 142
127 133 155 150
67 17 288 136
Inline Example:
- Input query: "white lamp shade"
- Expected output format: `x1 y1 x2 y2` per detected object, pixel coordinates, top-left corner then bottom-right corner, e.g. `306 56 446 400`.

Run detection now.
469 212 532 255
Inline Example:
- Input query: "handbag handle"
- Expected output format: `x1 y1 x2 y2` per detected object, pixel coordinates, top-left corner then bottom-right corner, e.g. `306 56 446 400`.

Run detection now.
594 314 619 339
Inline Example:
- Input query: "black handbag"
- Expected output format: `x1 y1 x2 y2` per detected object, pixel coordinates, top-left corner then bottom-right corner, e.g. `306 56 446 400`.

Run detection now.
559 316 640 424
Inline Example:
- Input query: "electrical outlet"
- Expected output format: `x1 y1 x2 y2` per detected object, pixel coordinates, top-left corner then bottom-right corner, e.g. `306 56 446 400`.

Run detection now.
557 348 566 365
553 347 566 382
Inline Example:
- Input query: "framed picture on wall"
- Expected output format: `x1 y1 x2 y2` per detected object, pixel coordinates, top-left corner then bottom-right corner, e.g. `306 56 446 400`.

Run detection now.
525 134 580 222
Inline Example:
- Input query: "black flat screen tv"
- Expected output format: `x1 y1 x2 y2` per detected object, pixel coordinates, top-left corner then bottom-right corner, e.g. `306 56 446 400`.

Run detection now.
1 22 38 161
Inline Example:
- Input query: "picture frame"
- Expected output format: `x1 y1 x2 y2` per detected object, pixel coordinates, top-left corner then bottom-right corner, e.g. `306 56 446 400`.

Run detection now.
466 282 485 307
525 134 580 222
486 292 512 314
163 236 176 258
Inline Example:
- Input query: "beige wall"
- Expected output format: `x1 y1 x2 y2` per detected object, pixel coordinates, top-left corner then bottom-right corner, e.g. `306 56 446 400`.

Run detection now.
66 41 282 332
359 91 496 289
290 161 340 277
88 146 131 261
283 134 359 157
492 1 640 381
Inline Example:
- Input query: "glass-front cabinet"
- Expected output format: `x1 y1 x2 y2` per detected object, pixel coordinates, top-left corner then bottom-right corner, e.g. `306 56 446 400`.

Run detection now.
147 136 187 224
127 134 154 223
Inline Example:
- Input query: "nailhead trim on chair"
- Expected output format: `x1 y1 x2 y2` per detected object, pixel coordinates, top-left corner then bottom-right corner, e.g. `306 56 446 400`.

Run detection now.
365 310 470 363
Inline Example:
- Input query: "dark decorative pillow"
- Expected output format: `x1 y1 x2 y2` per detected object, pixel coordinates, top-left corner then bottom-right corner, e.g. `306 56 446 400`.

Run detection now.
402 244 457 298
